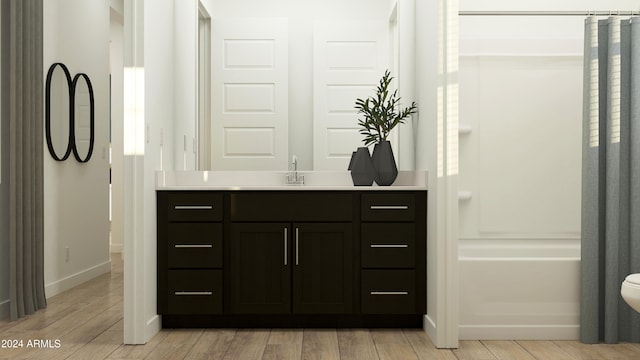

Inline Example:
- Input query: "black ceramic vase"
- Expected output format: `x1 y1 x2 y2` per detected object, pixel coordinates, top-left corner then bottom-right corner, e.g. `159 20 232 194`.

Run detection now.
371 140 398 186
349 147 375 186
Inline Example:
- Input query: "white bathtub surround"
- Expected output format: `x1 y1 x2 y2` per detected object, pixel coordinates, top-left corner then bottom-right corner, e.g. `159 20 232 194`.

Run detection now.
457 5 589 342
155 170 428 191
459 238 581 340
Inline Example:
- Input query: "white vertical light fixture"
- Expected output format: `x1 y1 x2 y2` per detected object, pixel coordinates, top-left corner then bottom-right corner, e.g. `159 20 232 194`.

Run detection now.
123 67 145 156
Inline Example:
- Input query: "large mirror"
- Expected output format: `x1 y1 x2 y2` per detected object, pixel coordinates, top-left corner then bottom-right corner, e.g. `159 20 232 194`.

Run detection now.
197 0 415 172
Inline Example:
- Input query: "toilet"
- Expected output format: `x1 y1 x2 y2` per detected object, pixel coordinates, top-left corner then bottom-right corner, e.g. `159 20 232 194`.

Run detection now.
621 273 640 312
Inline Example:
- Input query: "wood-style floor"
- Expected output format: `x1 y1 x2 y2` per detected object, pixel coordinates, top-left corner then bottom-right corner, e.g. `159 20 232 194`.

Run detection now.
2 255 640 359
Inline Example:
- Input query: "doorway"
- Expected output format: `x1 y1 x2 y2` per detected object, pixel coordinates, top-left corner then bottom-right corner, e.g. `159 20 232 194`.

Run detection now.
109 5 124 257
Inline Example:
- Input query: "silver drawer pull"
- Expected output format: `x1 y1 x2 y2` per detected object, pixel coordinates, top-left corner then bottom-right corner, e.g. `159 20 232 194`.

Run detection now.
174 291 213 296
370 291 409 296
370 244 409 248
174 244 213 248
295 228 299 266
370 205 409 210
174 205 213 210
284 228 288 266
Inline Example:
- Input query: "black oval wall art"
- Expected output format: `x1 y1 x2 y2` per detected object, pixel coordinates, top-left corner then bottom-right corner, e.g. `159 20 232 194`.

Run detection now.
71 73 95 163
45 62 73 161
45 62 96 163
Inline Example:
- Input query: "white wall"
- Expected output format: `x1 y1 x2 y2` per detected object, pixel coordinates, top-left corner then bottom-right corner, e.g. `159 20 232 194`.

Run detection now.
415 0 460 348
123 0 176 344
0 2 8 319
43 0 111 298
456 0 640 340
143 0 175 339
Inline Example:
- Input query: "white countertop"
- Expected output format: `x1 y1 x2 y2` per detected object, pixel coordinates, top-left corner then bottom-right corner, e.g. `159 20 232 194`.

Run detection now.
155 170 428 191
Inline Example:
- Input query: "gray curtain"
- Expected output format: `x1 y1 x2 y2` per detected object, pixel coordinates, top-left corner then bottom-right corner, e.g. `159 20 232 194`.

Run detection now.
2 0 46 320
581 16 640 343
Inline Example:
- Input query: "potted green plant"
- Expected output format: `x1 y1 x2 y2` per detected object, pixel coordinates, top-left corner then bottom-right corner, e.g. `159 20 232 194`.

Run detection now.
354 70 417 185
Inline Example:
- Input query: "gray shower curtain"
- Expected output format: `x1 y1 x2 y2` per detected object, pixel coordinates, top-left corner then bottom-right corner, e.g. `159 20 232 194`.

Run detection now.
581 16 640 344
2 0 47 320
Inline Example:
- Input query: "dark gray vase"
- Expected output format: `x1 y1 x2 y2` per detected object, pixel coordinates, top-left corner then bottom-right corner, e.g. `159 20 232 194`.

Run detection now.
371 140 398 186
349 147 375 186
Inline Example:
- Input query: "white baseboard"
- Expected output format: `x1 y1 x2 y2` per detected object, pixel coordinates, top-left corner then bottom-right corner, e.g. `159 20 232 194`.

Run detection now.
110 243 123 253
424 314 460 349
146 315 161 343
424 314 437 343
459 325 579 340
0 299 8 320
45 261 111 298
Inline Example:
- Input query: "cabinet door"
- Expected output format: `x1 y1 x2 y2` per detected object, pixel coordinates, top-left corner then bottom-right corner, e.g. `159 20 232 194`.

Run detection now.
293 223 353 314
230 223 291 314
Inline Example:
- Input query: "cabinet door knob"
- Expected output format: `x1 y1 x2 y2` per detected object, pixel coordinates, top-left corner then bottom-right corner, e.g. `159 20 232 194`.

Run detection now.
174 244 213 248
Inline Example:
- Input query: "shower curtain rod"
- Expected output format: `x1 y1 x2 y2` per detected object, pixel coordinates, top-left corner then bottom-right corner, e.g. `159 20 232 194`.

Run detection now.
458 10 640 16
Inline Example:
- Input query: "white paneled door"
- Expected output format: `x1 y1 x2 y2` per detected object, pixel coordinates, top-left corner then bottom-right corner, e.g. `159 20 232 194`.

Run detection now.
212 19 288 170
313 20 389 170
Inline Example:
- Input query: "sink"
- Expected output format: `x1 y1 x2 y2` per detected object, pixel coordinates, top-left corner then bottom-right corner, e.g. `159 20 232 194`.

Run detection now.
155 170 428 190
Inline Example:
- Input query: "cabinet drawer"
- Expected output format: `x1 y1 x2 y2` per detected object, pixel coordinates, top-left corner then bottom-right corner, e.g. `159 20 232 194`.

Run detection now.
361 270 416 314
167 270 222 314
230 192 352 221
168 223 222 268
167 192 222 222
361 223 415 268
361 193 415 222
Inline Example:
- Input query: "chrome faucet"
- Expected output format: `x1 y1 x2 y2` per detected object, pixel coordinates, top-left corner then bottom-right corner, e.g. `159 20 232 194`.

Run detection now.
286 155 304 185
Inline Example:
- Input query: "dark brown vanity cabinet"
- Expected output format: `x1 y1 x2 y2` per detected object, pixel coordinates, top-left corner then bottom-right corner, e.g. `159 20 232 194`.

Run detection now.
229 222 353 315
229 192 354 315
360 193 426 315
157 192 224 315
157 190 425 327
